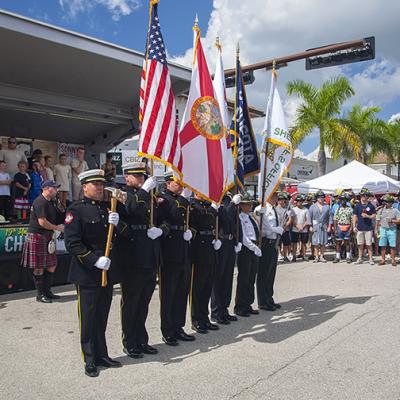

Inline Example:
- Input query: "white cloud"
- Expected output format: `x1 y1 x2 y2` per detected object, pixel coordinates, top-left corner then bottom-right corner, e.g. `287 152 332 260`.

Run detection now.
388 113 400 124
170 0 400 149
59 0 140 21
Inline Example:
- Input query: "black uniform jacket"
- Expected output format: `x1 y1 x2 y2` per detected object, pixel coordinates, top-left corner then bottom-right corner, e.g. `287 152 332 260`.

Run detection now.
113 186 166 270
64 197 124 286
218 195 243 243
158 189 190 264
190 199 218 265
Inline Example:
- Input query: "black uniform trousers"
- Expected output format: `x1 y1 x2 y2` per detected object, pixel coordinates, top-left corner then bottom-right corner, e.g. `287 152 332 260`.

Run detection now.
256 238 279 306
234 246 259 313
211 239 236 319
120 268 156 349
77 283 113 364
160 262 191 337
191 262 215 324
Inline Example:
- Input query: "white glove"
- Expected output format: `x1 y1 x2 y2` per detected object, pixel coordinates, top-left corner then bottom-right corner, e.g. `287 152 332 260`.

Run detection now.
254 247 262 257
147 226 163 240
183 229 192 241
212 239 222 250
142 176 157 192
181 187 192 199
272 226 284 235
234 242 242 253
232 194 242 205
95 256 111 270
108 212 119 226
211 202 219 211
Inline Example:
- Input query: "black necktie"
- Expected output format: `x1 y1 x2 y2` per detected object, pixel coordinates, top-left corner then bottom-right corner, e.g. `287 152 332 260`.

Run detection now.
249 216 259 241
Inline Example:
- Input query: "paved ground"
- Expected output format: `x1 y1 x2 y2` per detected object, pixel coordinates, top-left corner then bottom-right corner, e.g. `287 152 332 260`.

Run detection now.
1 257 400 400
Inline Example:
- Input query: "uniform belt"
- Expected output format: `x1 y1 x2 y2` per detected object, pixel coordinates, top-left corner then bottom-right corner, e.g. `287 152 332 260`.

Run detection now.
262 237 276 244
169 225 185 231
198 230 215 236
130 224 148 230
220 233 234 240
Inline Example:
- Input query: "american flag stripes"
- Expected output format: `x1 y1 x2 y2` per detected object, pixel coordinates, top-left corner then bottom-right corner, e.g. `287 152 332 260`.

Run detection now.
138 0 181 170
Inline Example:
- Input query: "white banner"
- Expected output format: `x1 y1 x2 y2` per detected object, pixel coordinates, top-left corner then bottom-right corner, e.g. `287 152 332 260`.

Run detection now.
258 71 293 204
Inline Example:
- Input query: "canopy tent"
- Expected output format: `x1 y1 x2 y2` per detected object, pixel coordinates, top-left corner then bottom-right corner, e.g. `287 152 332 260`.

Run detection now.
298 160 400 194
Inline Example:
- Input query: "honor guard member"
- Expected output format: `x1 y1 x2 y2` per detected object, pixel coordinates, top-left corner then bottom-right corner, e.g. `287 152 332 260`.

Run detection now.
210 193 243 324
190 194 221 333
64 169 122 378
157 171 194 345
255 193 284 312
234 193 262 317
114 162 164 359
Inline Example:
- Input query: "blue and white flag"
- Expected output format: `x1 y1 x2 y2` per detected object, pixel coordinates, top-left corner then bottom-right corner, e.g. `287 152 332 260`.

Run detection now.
230 55 260 191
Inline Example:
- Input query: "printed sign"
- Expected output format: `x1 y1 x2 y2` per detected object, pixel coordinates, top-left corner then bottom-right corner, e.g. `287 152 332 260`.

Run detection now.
0 227 27 254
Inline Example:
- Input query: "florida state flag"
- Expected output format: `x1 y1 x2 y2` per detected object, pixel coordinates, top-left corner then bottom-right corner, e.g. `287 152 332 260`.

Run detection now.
178 19 229 203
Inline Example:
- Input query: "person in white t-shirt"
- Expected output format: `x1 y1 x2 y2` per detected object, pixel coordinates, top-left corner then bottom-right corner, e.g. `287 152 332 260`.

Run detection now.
291 195 311 261
0 160 12 219
44 155 55 181
71 147 88 201
0 137 28 179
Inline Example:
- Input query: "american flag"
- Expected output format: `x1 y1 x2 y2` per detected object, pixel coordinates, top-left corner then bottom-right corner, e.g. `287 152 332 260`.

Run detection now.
138 1 181 170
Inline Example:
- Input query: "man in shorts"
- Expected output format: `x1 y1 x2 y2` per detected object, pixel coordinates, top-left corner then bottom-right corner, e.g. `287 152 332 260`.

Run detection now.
353 188 376 265
333 192 353 263
376 194 400 266
275 192 293 262
291 195 311 261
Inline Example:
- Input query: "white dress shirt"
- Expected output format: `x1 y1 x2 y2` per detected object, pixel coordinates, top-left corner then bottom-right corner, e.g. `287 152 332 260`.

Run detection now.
254 203 279 239
239 212 259 252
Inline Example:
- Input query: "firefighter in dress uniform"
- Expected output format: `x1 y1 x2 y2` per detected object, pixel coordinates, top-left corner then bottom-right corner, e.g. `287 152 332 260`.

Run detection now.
64 169 123 378
157 171 195 345
210 193 243 324
190 194 222 333
113 162 165 359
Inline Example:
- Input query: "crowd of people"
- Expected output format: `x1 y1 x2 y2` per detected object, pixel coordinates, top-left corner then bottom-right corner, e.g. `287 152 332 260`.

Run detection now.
0 137 117 222
271 189 400 267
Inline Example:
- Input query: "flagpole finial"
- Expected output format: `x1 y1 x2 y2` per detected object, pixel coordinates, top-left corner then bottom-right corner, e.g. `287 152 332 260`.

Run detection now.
193 14 200 33
215 36 221 51
236 42 240 57
150 0 159 6
272 59 278 77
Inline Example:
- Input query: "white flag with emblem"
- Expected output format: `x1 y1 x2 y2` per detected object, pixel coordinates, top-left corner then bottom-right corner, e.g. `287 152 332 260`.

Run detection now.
258 70 293 204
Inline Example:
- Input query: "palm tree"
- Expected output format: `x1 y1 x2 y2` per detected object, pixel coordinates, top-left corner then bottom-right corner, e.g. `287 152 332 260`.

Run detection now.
287 77 358 175
340 105 392 164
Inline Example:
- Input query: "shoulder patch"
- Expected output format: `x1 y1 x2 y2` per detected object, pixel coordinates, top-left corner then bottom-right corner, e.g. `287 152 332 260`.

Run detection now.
65 211 74 224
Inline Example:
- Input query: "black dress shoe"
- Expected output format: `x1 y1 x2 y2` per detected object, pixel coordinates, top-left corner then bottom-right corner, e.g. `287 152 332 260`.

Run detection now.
162 336 179 346
272 302 282 309
205 322 219 330
96 356 122 368
235 310 250 317
175 330 195 341
85 363 99 377
191 322 208 334
226 314 238 322
123 346 144 358
212 316 230 325
141 344 158 354
259 304 277 311
36 294 52 303
45 291 61 300
249 309 259 315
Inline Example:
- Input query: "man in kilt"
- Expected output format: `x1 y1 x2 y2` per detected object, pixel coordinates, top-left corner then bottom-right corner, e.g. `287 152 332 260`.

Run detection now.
22 180 64 303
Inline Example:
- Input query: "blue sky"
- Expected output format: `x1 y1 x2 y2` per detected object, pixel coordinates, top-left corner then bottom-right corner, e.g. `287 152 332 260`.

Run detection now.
1 0 399 156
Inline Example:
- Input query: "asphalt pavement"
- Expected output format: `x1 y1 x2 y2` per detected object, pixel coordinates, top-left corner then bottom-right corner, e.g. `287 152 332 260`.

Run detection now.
1 256 400 400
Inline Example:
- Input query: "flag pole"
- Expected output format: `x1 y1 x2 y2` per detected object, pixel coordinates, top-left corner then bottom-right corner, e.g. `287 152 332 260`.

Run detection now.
234 42 241 244
258 60 276 247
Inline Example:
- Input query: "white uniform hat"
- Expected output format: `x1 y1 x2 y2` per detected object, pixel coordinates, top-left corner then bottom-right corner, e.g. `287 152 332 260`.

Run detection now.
78 169 105 184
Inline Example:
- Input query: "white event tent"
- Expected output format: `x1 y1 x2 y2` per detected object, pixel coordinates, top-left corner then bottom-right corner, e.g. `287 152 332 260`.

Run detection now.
298 160 400 194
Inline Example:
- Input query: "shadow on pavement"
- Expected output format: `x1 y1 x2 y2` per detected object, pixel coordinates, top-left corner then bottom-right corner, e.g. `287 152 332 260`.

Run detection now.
113 294 373 366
